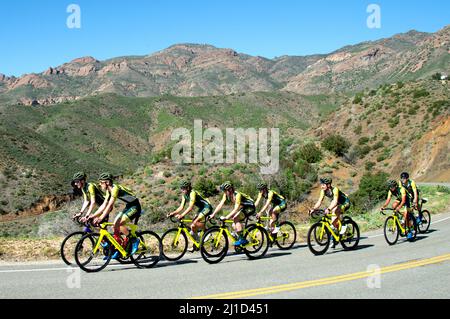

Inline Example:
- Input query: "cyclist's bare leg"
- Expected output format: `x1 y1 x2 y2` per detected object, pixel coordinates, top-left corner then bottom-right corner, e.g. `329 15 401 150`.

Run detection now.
191 217 205 242
270 207 280 234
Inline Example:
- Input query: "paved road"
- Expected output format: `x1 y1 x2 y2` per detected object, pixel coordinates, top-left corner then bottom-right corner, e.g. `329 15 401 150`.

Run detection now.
1 212 450 299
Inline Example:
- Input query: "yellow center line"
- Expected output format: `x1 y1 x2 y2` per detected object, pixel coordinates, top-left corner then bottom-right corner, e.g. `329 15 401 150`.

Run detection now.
192 253 450 299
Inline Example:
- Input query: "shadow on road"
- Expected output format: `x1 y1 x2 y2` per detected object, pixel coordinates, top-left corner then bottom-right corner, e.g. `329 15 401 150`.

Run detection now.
155 258 199 269
324 244 374 255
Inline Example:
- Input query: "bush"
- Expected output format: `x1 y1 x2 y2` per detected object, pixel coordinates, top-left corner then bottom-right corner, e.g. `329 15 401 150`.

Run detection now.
354 145 371 158
412 89 430 99
365 162 375 171
194 178 218 198
372 141 384 150
321 134 351 157
350 171 389 213
296 143 322 163
432 73 442 80
353 125 362 135
388 116 399 128
358 137 370 145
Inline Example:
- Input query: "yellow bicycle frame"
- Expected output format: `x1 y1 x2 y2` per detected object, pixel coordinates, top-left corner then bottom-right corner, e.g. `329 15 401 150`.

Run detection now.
211 220 262 250
316 214 343 242
172 219 205 249
388 211 408 235
92 222 144 258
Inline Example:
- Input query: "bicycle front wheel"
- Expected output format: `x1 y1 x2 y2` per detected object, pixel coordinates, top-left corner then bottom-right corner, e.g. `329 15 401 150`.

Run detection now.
74 233 112 273
161 228 188 261
243 225 269 260
384 216 399 245
275 221 297 250
60 231 87 266
200 227 228 264
418 210 431 233
307 222 330 255
130 231 162 269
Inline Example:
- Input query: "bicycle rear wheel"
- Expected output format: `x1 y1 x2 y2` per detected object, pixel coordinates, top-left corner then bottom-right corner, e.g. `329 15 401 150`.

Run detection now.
418 210 431 233
384 216 399 245
74 233 112 273
161 228 188 261
275 221 297 250
200 227 228 264
243 225 269 260
130 231 162 268
307 222 330 255
340 218 360 250
60 231 87 266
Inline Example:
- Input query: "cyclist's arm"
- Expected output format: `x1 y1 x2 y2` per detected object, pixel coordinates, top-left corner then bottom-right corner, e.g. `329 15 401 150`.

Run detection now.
179 193 196 218
254 192 263 207
226 193 243 219
169 196 185 217
210 194 226 218
97 196 116 221
381 191 392 210
312 190 325 210
327 188 339 211
258 191 273 215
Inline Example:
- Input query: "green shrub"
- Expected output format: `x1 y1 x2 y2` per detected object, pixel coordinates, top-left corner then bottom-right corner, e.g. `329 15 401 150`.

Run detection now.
358 137 370 145
353 125 362 135
321 134 351 157
412 89 430 99
354 145 371 158
432 72 442 80
194 178 218 198
388 116 399 128
372 141 384 150
296 143 323 164
350 171 389 213
365 162 375 171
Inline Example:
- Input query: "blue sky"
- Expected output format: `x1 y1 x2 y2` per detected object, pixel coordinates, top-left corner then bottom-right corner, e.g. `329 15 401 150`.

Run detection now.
0 0 448 76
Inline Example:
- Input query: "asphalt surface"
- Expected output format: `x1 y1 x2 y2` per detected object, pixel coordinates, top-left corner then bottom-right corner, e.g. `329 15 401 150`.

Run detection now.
1 211 450 299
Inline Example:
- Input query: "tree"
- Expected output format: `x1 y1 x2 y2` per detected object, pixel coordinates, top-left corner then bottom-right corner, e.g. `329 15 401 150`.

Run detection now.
321 134 351 157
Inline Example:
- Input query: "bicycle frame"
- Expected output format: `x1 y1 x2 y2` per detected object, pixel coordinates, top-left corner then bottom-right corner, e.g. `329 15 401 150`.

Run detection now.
316 215 342 242
211 219 262 250
92 222 142 259
388 211 408 235
171 219 207 249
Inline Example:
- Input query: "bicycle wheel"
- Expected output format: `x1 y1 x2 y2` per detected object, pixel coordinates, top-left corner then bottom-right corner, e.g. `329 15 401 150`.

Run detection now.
275 221 297 250
200 227 228 264
74 233 112 273
418 210 431 233
243 225 269 260
340 218 360 250
307 222 330 255
161 228 188 261
384 216 399 245
60 231 87 266
130 231 162 269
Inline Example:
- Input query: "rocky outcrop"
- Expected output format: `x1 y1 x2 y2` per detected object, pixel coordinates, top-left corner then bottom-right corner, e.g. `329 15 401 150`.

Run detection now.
9 74 52 90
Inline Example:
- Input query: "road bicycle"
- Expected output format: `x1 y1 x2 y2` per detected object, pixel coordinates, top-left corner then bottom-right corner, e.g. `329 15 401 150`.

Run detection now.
381 207 418 245
307 209 360 255
161 216 215 261
253 215 297 250
200 216 269 264
74 222 162 272
413 198 431 233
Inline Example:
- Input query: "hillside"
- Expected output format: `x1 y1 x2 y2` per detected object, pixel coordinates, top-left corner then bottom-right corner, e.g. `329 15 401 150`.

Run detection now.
0 91 340 218
0 26 448 105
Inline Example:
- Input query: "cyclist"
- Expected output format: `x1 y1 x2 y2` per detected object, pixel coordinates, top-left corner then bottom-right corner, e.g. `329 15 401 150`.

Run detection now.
381 179 414 239
255 182 287 236
310 177 350 236
168 180 213 252
90 173 141 256
399 172 421 222
70 172 107 222
209 181 256 246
